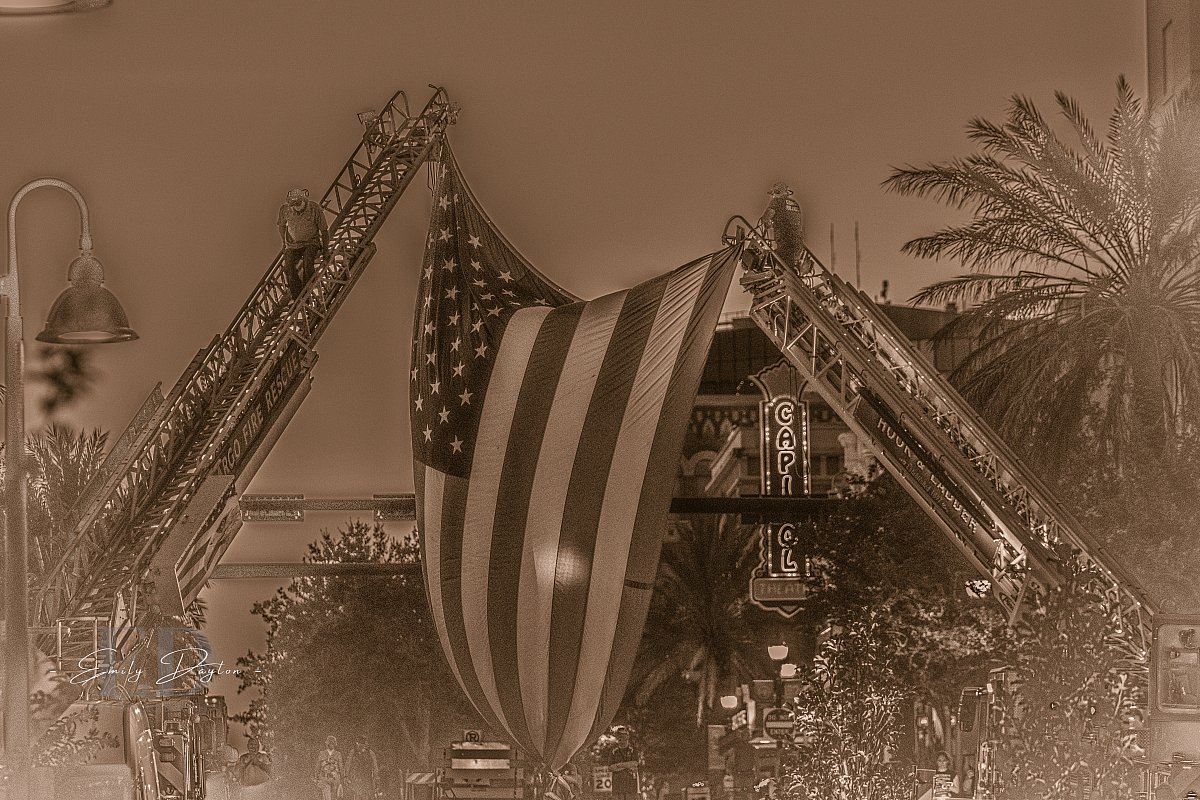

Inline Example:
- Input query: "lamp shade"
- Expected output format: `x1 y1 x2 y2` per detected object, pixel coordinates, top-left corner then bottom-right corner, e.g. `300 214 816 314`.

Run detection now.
35 254 138 344
0 0 111 13
767 643 789 662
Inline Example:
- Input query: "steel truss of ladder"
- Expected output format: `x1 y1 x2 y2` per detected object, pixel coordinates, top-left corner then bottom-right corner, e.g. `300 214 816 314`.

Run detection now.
35 88 458 649
727 217 1155 661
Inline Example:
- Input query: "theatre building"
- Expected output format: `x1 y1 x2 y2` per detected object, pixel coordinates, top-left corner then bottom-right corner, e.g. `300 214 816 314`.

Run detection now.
679 304 969 502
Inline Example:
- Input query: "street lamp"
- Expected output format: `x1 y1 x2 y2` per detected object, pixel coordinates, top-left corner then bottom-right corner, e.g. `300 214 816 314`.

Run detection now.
0 0 111 15
4 177 137 798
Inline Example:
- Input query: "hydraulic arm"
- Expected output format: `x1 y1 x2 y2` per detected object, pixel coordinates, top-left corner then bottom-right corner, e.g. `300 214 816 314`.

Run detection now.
730 219 1154 662
36 88 457 646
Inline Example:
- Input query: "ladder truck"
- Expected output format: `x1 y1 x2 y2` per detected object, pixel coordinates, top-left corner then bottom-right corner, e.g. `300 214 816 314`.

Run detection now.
18 87 457 800
727 218 1200 796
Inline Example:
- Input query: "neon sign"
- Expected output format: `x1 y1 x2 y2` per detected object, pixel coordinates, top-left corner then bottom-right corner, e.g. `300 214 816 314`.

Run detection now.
761 396 809 496
750 521 808 617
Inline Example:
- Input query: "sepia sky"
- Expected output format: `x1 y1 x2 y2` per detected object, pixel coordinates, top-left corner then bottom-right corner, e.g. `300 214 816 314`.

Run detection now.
2 1 1146 735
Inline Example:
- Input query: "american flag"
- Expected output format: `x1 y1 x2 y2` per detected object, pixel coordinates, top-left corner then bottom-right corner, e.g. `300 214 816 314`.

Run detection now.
412 149 738 768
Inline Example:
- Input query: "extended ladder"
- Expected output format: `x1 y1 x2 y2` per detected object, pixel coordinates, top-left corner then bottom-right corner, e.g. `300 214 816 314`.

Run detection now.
36 88 458 644
730 218 1155 663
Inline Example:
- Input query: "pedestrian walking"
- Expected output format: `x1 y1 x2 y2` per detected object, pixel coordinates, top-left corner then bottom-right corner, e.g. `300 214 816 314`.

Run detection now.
315 735 346 800
277 187 329 300
236 737 272 788
345 735 380 800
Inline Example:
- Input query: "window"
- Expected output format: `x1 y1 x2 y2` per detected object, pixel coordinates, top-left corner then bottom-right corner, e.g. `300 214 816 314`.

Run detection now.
1157 624 1200 713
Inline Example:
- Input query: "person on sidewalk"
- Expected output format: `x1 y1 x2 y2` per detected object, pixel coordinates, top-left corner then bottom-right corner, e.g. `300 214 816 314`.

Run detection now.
315 735 345 800
345 735 380 800
607 726 641 800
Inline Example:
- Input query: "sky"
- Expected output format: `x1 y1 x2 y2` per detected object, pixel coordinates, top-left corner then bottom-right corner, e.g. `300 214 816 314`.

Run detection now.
1 0 1147 743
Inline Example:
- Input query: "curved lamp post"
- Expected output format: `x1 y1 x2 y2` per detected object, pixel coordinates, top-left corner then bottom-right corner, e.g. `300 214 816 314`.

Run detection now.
4 177 137 798
0 0 111 15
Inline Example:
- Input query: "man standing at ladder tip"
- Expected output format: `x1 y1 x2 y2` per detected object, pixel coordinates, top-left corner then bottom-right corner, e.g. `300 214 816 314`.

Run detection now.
758 181 806 272
277 187 329 301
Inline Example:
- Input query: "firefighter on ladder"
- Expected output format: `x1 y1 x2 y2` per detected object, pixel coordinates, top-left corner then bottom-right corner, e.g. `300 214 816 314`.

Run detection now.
277 187 329 301
758 182 805 272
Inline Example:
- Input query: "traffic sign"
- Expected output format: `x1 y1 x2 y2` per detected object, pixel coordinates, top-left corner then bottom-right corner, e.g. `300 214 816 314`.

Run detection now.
592 765 612 793
763 707 795 739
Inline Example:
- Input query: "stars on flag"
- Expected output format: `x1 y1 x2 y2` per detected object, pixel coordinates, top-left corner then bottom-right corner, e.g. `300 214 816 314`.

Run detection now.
412 166 574 471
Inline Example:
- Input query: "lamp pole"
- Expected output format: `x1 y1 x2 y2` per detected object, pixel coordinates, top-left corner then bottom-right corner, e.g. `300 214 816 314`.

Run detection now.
3 178 137 799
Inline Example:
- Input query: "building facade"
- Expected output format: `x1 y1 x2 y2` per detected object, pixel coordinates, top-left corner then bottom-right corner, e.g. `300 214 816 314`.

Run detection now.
1147 0 1200 110
680 304 968 501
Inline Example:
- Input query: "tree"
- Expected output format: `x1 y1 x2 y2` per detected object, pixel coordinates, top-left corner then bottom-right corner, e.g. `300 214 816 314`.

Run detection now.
3 427 109 727
0 345 99 418
33 346 99 419
235 520 480 797
782 616 910 800
884 78 1200 475
624 485 1009 787
628 515 776 726
997 565 1141 800
801 475 1013 715
23 425 108 582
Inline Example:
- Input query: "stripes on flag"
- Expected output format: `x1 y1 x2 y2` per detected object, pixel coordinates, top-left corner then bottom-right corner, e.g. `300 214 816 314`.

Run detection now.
414 147 738 769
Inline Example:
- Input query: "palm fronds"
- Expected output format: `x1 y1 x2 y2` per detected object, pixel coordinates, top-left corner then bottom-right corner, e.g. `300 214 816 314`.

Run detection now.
885 78 1200 469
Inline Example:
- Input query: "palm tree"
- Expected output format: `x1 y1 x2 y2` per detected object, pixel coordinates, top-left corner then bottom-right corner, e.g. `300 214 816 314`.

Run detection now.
630 514 773 724
23 425 109 580
883 78 1200 472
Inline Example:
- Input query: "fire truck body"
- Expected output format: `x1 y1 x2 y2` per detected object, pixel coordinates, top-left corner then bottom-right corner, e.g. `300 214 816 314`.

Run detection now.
49 700 161 800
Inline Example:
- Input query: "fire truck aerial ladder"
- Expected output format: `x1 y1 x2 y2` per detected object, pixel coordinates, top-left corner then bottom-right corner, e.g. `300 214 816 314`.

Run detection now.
34 87 458 653
727 219 1173 743
731 218 1154 644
